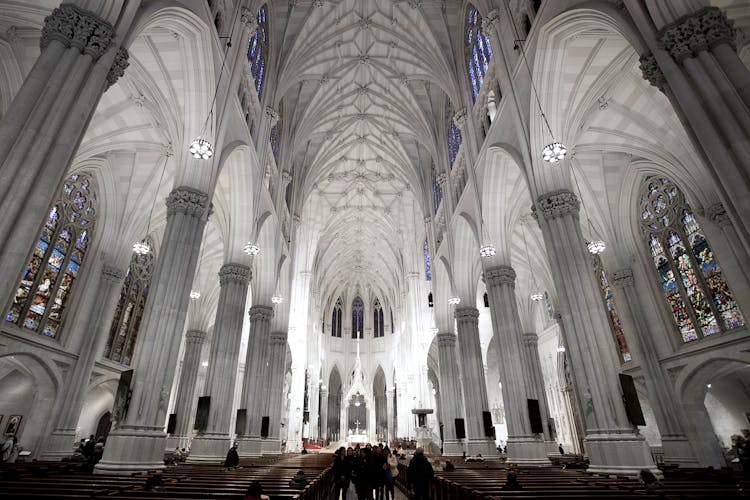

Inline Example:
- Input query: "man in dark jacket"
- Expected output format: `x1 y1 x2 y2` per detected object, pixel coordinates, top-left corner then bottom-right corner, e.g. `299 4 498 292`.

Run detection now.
407 448 433 500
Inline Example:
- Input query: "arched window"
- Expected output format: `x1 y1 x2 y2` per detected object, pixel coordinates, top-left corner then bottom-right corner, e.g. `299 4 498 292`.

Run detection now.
247 4 269 98
103 245 154 366
640 176 744 342
431 161 442 215
593 255 631 362
332 297 342 337
466 4 493 102
373 298 384 338
423 240 432 281
6 173 97 338
351 296 364 338
447 119 462 170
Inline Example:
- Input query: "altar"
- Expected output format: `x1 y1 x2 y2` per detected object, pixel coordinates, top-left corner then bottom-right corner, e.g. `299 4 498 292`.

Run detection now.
348 420 367 445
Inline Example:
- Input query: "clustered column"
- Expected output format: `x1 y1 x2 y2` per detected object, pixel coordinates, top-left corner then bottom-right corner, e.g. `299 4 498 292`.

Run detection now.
261 331 288 454
436 333 464 456
43 263 125 459
188 263 252 462
237 305 274 457
454 308 496 456
169 330 207 450
535 190 658 476
484 266 548 464
521 333 555 449
319 388 329 441
96 187 209 474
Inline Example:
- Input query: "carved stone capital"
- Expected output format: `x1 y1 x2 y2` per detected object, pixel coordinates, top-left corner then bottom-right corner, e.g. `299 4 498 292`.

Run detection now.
424 216 431 224
437 172 448 186
265 106 280 125
282 170 293 184
270 331 288 345
185 329 207 344
41 3 114 60
101 264 125 283
454 307 480 322
240 7 258 33
536 189 580 220
611 268 634 289
453 108 468 130
482 10 500 32
660 6 736 63
485 265 516 287
639 51 666 92
706 202 731 228
437 332 457 347
248 305 274 322
166 187 209 218
218 263 251 286
522 332 539 345
106 47 129 89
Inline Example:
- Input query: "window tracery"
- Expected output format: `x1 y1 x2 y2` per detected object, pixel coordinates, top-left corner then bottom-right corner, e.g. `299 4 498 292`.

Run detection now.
424 240 432 281
247 4 268 98
352 296 364 338
466 4 493 102
373 298 384 337
331 297 342 337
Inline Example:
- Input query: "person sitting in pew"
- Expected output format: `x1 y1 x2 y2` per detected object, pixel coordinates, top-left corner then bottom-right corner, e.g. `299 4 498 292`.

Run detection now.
243 480 270 500
145 471 164 491
501 470 522 491
223 442 241 471
289 469 308 489
638 468 663 490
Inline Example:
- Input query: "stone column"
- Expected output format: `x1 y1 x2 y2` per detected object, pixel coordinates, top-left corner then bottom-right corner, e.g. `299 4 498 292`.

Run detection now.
436 333 464 456
261 331 288 454
96 187 209 474
535 190 658 476
237 304 273 457
484 266 549 464
610 268 702 466
454 307 496 456
320 388 329 441
386 388 395 443
188 263 251 462
42 263 125 459
521 333 557 453
0 4 130 303
169 330 207 450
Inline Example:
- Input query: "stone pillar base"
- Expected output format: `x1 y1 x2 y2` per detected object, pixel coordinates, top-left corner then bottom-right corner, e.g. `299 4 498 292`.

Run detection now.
238 437 262 457
165 435 192 452
95 427 167 475
441 439 464 456
261 438 281 455
465 438 497 458
39 428 78 460
661 436 700 467
584 431 661 478
545 440 560 455
506 437 550 465
186 434 231 463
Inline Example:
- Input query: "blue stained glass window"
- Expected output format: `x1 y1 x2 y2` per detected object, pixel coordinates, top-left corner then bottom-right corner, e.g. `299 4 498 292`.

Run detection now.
352 296 364 338
270 122 281 164
424 240 432 281
6 173 97 338
247 5 269 98
447 119 462 169
593 255 631 362
640 176 744 342
431 162 442 215
465 4 493 102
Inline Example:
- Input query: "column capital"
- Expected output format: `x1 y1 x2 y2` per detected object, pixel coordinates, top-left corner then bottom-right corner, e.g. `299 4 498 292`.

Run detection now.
101 264 125 283
320 388 329 397
166 186 210 218
536 189 580 220
40 3 114 60
706 202 731 228
611 268 635 289
219 263 251 286
659 6 736 63
453 108 468 130
437 172 448 186
265 106 280 125
423 216 431 224
185 329 207 344
240 7 258 33
106 47 129 89
270 331 288 345
482 10 500 32
436 332 457 347
405 271 420 280
485 265 516 287
522 332 539 345
248 305 274 322
454 307 479 322
638 51 666 92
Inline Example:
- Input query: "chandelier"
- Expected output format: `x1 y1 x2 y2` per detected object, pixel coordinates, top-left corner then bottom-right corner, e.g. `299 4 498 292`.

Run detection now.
448 297 461 305
530 291 544 302
132 240 151 255
188 138 214 160
587 239 606 255
244 242 260 256
189 290 201 300
271 295 283 304
542 142 568 163
479 244 496 257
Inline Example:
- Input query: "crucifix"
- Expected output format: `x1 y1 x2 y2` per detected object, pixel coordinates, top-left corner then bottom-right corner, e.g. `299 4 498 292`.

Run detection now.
354 419 361 433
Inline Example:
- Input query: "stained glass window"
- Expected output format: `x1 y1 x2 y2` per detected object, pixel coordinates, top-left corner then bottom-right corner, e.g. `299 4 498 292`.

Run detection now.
424 240 432 281
351 296 364 338
270 122 281 165
593 255 631 362
332 297 342 337
247 5 269 98
103 244 154 366
640 176 744 342
466 4 493 102
6 173 96 338
431 161 442 215
373 298 384 338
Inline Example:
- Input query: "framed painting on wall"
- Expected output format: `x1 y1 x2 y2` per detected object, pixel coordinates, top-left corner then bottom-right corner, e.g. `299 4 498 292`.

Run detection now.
4 415 21 436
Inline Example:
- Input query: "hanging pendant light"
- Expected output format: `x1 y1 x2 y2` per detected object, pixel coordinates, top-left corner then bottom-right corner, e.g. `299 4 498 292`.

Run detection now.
271 294 283 304
448 296 461 305
189 137 214 160
132 240 151 255
542 142 567 163
479 244 496 257
530 291 544 302
587 239 606 254
556 344 566 353
190 290 201 300
244 242 260 256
